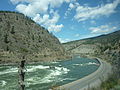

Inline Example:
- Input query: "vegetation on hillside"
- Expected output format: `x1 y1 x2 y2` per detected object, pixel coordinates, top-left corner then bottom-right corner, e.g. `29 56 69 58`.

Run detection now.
0 11 69 63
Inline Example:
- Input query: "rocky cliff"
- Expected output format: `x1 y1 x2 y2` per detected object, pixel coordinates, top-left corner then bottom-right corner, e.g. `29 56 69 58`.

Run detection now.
0 11 68 64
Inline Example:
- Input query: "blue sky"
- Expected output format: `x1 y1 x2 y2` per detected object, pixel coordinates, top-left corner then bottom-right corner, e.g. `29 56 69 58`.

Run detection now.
0 0 120 43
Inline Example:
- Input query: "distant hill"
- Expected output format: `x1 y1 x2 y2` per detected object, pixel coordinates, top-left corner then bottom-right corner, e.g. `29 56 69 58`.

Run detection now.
63 30 120 56
0 11 69 64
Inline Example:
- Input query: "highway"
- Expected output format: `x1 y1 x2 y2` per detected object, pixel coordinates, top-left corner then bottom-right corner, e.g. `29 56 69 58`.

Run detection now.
55 58 112 90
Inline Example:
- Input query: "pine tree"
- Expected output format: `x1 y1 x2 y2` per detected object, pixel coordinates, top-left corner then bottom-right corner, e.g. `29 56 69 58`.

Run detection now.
16 15 18 20
0 18 2 22
6 45 9 51
11 26 15 34
4 34 9 43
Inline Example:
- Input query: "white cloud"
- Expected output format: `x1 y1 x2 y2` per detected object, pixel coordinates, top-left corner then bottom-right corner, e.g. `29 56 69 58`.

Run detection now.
15 0 50 16
48 24 64 32
16 4 37 17
33 11 64 32
10 0 24 4
10 0 73 32
89 25 117 34
33 11 59 25
64 2 79 18
74 0 120 22
49 0 71 8
58 38 70 43
69 3 75 9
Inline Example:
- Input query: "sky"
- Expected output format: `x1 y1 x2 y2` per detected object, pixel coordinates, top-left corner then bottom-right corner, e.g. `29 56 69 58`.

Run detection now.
0 0 120 43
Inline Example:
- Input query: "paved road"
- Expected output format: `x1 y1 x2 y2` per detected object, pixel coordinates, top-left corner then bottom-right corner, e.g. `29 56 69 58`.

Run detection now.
55 58 112 90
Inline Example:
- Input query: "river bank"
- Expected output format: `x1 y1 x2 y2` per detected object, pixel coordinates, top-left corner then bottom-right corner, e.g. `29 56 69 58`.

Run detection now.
0 55 73 66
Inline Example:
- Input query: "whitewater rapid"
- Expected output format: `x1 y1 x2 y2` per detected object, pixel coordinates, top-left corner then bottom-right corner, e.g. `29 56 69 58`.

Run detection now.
0 57 99 90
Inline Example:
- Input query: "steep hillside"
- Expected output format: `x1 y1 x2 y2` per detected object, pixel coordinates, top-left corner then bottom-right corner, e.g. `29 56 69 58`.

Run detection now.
0 11 68 63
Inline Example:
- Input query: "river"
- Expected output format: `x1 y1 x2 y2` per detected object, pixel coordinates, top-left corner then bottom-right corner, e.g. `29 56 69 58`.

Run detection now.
0 57 99 90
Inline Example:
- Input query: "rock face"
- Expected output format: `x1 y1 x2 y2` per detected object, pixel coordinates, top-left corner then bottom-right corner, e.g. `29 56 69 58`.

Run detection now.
65 44 97 54
0 11 67 63
63 39 99 56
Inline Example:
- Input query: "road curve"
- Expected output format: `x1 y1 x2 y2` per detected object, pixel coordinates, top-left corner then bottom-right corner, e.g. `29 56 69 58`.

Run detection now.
54 58 112 90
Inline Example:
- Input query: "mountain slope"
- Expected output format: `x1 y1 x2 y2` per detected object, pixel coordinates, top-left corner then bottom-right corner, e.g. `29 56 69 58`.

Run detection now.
63 30 120 56
0 11 68 63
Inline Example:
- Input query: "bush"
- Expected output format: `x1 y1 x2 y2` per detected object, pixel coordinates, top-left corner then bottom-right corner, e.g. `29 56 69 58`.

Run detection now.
101 75 118 90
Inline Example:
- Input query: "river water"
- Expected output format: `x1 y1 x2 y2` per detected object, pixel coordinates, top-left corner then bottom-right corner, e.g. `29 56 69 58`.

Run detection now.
0 57 99 90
